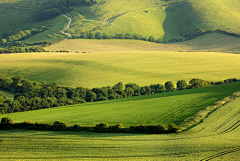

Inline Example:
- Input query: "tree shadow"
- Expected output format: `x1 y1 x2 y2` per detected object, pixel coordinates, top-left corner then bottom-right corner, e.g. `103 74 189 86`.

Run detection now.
162 1 202 41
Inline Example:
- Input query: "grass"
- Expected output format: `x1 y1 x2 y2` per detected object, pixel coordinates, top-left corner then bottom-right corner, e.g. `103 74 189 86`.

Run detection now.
0 95 240 160
2 0 240 42
0 0 67 43
0 90 14 100
45 33 240 53
1 48 240 88
2 82 240 126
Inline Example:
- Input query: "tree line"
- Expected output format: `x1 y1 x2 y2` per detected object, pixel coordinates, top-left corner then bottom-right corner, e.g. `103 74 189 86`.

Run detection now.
0 74 239 115
35 0 100 21
0 46 45 53
0 26 50 48
0 117 180 134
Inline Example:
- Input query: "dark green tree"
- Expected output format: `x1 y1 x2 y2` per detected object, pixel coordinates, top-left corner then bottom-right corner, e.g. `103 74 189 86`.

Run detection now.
164 81 175 91
177 80 188 90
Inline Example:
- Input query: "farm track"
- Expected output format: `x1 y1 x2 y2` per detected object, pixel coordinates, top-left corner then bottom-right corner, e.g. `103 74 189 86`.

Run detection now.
200 146 240 161
212 106 240 133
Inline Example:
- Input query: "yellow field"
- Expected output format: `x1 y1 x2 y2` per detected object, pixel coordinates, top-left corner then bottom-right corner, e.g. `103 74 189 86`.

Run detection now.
0 50 240 88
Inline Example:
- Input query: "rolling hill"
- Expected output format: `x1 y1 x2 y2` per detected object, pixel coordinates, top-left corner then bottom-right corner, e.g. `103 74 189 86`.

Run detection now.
1 0 240 42
0 92 239 160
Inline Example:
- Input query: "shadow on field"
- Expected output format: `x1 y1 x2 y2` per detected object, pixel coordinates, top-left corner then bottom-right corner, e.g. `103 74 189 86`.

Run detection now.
0 130 144 138
162 1 201 41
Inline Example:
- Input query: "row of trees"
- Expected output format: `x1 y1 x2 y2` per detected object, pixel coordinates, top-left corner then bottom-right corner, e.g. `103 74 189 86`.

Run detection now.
0 46 45 53
0 117 180 134
72 32 163 43
1 74 238 115
35 0 99 21
215 29 240 38
0 26 50 47
184 29 213 40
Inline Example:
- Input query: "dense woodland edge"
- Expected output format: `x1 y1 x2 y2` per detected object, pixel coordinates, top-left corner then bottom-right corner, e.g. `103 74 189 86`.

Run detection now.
0 74 239 115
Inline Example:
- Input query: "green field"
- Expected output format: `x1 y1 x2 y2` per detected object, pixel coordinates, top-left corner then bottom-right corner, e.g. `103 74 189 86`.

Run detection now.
45 33 240 53
1 49 240 88
0 95 239 160
2 0 240 42
2 82 240 126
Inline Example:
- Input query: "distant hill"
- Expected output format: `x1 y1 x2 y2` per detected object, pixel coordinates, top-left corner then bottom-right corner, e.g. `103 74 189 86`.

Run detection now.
1 0 240 42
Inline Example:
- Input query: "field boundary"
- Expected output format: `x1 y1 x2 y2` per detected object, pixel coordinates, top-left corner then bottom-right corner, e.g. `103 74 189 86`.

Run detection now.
180 91 240 131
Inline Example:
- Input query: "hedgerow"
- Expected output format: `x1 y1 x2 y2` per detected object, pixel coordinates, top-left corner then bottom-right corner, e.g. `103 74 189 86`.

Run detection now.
0 117 179 134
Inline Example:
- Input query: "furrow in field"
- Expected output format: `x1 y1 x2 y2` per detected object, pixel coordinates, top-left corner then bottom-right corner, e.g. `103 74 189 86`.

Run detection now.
200 146 240 161
220 120 240 134
212 108 240 132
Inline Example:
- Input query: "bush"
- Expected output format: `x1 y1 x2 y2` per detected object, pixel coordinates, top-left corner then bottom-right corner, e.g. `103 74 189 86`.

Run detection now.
0 117 13 129
95 123 108 132
52 121 67 130
168 123 179 133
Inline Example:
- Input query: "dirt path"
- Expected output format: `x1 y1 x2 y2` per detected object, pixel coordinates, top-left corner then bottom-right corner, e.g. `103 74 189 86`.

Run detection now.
61 14 72 40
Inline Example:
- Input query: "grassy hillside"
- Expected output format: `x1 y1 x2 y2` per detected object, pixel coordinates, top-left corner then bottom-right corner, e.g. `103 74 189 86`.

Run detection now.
2 0 240 42
2 82 240 126
45 33 240 53
1 95 240 160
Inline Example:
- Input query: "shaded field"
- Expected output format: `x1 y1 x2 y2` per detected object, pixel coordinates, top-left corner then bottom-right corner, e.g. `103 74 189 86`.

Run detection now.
2 82 240 126
0 95 240 160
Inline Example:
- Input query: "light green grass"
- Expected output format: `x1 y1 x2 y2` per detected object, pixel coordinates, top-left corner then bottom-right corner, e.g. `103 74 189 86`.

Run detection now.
2 0 240 42
0 90 14 100
2 82 240 126
1 49 240 88
45 33 240 53
0 95 240 160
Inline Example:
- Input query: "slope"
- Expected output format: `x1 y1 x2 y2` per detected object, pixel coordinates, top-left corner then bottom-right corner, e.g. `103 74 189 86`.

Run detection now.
2 82 240 126
0 91 240 160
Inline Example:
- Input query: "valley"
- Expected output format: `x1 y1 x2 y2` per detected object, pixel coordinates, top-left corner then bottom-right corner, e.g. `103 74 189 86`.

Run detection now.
0 0 240 160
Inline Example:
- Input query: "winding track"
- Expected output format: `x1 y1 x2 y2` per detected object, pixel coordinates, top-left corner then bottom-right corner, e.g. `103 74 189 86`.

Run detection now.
61 14 72 40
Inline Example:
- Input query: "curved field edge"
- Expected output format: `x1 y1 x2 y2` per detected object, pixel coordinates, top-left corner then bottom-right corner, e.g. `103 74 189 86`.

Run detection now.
2 82 240 127
0 95 239 160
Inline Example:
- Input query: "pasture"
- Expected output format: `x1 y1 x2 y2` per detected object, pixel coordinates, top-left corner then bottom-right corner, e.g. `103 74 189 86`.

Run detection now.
0 95 239 160
2 82 240 126
2 0 240 42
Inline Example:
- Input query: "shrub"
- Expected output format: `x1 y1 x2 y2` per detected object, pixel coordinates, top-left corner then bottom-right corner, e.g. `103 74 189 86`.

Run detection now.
95 123 108 132
0 117 13 129
52 121 67 130
168 123 179 133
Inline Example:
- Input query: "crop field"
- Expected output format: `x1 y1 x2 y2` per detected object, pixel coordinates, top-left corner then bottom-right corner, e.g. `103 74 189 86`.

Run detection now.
1 49 240 88
2 82 240 126
45 33 240 53
0 95 239 160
